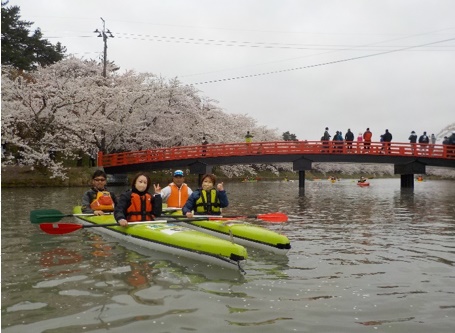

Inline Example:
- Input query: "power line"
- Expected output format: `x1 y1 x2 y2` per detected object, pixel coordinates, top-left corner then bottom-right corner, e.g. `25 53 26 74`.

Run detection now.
43 31 455 52
190 37 455 85
112 32 454 51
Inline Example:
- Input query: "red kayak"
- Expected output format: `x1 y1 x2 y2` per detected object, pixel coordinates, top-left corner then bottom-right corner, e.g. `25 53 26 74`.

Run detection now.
357 182 370 187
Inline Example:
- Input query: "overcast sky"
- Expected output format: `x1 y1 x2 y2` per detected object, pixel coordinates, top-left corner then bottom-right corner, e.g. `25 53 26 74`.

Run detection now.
10 0 455 142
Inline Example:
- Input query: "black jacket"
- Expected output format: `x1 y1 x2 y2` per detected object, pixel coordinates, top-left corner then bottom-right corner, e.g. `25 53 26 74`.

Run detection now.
345 131 354 141
382 131 392 142
114 189 162 222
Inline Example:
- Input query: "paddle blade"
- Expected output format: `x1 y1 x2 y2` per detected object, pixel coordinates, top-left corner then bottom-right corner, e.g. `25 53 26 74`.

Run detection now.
256 212 288 222
30 209 66 224
40 223 83 235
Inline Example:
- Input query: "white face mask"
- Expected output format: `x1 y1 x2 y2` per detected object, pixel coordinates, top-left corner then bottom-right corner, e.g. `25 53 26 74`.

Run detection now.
201 178 214 191
135 175 148 192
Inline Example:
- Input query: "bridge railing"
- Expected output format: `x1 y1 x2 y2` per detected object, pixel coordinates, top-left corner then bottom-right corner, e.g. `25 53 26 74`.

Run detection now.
98 141 455 167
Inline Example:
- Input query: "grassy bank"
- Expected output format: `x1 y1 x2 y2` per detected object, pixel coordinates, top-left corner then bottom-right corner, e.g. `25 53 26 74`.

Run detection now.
1 165 97 187
1 165 405 188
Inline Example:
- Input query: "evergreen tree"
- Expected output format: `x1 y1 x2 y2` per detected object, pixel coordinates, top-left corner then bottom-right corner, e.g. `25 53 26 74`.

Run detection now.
282 131 298 141
1 1 66 71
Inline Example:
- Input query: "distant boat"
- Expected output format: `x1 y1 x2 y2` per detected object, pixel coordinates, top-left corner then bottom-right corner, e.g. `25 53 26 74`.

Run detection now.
242 179 258 183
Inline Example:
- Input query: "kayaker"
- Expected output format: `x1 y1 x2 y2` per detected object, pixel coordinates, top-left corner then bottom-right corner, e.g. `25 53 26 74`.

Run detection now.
81 170 118 216
358 177 367 183
182 173 228 218
160 170 193 208
114 172 162 226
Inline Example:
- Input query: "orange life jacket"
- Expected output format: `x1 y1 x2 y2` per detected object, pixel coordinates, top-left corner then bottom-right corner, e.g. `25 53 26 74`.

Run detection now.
90 191 115 211
167 183 190 208
363 131 372 141
126 192 154 222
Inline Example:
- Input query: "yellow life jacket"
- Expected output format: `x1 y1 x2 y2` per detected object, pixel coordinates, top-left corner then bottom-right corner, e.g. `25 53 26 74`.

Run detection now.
90 191 114 211
195 189 221 214
167 183 190 208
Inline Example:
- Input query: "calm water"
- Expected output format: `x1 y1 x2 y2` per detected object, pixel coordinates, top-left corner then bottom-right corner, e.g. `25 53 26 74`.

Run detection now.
1 179 454 332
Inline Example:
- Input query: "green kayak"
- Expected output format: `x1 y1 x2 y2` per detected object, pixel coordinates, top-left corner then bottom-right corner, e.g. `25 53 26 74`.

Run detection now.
165 210 291 255
72 206 247 270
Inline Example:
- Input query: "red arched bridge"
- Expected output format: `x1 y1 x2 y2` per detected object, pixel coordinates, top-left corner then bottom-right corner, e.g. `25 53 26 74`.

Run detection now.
99 140 455 189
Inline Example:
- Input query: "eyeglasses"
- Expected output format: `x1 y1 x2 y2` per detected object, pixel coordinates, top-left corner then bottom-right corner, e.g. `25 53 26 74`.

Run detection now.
93 178 106 182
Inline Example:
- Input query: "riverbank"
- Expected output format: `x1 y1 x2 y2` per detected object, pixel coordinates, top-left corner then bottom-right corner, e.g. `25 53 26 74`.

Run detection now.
0 165 422 188
1 165 298 187
1 165 96 187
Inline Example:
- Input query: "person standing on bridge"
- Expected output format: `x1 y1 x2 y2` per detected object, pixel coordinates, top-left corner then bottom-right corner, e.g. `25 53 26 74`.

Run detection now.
408 131 418 155
449 132 455 145
418 131 430 155
429 134 437 155
356 132 363 152
160 170 193 209
245 131 254 143
447 132 455 155
382 129 392 153
201 136 208 156
245 131 254 153
363 128 372 151
345 129 354 151
321 127 331 152
182 173 228 218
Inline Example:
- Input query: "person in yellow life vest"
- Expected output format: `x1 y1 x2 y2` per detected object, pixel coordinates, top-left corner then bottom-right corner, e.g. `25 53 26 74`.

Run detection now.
358 176 367 183
114 172 162 227
160 170 193 208
245 131 254 143
81 170 118 215
182 174 228 218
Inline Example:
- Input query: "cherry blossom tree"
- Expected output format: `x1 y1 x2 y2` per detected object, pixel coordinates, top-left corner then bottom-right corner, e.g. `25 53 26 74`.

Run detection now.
1 57 282 178
2 57 453 179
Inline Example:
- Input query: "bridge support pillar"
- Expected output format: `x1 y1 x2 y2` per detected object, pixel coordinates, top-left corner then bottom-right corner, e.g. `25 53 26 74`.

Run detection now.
293 158 313 190
298 170 305 191
189 161 213 184
400 174 414 188
394 162 426 189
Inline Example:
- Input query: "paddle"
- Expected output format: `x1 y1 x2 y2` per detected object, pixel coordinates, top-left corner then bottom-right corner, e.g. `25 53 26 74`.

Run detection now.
30 209 112 224
173 212 288 223
162 207 182 212
38 217 219 235
39 220 172 235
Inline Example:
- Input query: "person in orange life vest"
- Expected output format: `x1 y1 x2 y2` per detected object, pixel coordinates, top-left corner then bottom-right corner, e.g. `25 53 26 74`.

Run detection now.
363 128 372 150
160 170 193 208
182 173 228 218
81 170 118 215
114 173 162 227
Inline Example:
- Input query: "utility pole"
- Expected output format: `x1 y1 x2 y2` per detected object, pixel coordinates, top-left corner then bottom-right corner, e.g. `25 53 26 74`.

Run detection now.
94 17 114 78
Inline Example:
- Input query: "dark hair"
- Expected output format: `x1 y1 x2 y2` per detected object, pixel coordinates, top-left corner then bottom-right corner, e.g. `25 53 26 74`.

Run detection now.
201 173 216 185
131 172 151 192
92 170 107 179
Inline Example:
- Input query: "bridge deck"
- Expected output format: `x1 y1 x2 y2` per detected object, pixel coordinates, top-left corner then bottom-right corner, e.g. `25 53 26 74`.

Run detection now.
99 141 455 173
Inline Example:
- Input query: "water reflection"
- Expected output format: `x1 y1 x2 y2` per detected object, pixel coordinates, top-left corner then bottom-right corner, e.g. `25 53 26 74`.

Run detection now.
2 180 455 333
